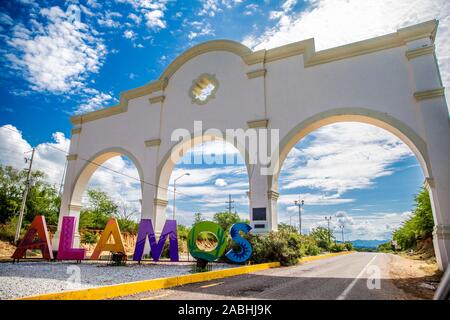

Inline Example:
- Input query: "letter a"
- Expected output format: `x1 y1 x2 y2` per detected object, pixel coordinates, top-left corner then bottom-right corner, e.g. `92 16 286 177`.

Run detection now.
12 215 53 260
57 216 85 260
133 219 179 262
90 218 126 260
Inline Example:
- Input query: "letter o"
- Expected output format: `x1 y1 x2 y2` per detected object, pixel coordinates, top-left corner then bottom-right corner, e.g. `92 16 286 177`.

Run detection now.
188 221 227 262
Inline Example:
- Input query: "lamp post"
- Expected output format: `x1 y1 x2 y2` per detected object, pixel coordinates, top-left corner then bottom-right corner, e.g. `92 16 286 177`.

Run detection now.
339 225 345 243
324 216 332 247
173 172 190 220
294 199 304 235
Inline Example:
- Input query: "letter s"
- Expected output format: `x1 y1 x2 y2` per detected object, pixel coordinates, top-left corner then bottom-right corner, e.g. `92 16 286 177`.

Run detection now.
226 223 252 263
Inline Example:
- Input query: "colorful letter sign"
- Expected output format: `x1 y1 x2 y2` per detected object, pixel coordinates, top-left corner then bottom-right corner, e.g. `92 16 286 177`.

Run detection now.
133 219 179 262
12 215 53 260
226 223 252 263
187 221 227 262
57 216 86 260
90 218 126 260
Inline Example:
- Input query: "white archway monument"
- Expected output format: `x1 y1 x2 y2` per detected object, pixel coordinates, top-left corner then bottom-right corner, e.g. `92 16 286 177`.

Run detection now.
55 20 450 270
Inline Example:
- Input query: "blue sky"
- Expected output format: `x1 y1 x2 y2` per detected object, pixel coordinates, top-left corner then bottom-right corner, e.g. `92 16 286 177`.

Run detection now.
0 0 449 240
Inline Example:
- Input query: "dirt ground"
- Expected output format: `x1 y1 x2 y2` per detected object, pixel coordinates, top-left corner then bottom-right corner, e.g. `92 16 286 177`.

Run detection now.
0 240 16 259
388 253 442 299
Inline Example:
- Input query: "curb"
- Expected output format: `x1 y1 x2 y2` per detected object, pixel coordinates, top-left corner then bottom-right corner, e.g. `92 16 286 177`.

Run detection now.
18 262 280 300
18 251 355 300
299 251 355 263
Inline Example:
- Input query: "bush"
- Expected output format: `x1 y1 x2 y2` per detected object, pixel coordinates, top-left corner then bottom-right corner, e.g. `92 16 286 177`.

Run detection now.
344 242 353 251
0 216 19 243
81 230 98 244
248 230 303 266
329 243 346 252
117 218 139 234
299 234 321 256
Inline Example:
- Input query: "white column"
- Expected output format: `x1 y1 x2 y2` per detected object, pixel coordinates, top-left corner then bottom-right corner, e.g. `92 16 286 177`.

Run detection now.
407 37 450 270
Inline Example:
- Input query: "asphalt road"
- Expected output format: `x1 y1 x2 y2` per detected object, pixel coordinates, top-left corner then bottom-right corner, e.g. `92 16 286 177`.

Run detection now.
119 252 412 300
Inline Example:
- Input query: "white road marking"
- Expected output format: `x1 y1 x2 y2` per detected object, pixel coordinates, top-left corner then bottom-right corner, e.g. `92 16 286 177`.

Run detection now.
336 254 378 300
140 293 171 300
199 281 225 289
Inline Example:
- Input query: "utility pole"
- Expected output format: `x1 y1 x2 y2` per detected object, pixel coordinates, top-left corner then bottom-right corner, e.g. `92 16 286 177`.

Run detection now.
225 194 234 213
15 148 35 244
294 198 304 234
324 216 332 247
339 225 345 243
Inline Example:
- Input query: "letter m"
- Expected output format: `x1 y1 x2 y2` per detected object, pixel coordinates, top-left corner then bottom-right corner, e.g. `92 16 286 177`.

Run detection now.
133 219 179 262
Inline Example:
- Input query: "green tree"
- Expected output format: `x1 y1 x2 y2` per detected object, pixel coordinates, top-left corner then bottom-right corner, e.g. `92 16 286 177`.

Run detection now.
79 189 118 229
310 226 335 250
392 187 434 250
0 165 60 225
213 211 242 231
193 212 203 224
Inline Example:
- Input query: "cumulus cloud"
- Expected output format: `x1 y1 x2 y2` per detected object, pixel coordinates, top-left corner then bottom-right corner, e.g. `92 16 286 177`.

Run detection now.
0 125 68 187
0 124 142 219
280 123 413 194
215 178 227 187
75 89 115 114
5 5 106 93
242 0 450 106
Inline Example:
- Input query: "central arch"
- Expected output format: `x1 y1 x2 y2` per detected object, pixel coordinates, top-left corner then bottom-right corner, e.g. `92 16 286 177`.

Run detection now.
155 131 251 202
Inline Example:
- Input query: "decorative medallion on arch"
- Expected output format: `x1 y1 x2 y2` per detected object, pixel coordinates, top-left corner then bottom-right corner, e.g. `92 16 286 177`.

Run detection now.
189 73 219 105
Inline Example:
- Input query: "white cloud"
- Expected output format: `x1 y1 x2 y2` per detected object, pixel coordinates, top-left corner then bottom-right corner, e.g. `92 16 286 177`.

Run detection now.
5 5 106 93
0 125 69 187
123 29 136 39
215 178 227 187
243 0 450 107
280 123 413 194
76 90 114 114
128 13 142 25
145 9 166 29
0 124 142 219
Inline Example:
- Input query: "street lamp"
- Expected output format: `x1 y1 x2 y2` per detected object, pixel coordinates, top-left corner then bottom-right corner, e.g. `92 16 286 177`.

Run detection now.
173 172 190 220
294 199 304 235
339 225 345 243
324 216 332 246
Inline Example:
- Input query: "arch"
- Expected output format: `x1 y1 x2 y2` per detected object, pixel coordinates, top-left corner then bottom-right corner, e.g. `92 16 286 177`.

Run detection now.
270 107 432 192
155 130 251 201
70 147 145 207
159 40 253 82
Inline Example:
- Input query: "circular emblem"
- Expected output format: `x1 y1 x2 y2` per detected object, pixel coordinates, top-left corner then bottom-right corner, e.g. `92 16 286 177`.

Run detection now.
189 73 219 105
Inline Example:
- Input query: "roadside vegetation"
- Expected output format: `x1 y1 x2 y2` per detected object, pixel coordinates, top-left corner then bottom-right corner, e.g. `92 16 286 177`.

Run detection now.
377 187 434 257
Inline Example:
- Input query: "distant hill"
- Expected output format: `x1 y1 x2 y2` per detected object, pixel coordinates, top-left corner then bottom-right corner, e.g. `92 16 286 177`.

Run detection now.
349 239 389 249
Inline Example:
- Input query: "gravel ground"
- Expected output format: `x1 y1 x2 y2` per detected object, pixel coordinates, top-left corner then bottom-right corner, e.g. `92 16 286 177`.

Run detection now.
0 260 235 300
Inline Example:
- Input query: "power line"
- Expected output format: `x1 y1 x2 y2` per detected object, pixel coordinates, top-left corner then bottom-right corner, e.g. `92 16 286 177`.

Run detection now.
0 125 190 198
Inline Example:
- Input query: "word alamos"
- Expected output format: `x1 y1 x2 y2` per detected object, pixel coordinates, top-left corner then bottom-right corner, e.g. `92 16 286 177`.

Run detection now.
12 215 253 263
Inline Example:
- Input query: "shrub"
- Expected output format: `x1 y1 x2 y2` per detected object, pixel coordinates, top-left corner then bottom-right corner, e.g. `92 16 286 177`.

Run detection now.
0 216 21 243
299 234 321 256
329 243 346 252
81 230 98 244
248 230 303 266
344 242 353 251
